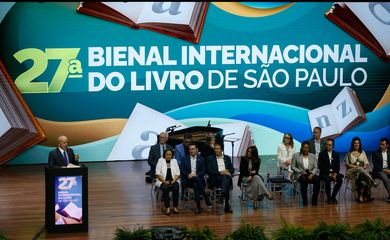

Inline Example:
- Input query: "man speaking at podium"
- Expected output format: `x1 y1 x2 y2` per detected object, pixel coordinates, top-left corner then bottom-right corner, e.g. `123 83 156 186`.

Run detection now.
48 135 79 168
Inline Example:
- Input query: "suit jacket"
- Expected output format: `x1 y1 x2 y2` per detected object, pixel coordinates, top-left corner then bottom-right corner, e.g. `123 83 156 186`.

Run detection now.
206 154 234 188
180 154 206 186
308 138 327 156
48 147 77 168
147 143 172 168
372 148 390 173
291 152 318 179
238 157 260 187
318 150 340 176
174 143 187 165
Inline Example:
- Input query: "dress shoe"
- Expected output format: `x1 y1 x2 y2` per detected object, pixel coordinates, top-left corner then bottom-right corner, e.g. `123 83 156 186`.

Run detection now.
367 197 375 202
195 207 203 214
165 208 171 216
332 198 338 204
266 193 274 200
205 197 213 208
386 197 390 203
224 205 233 213
173 207 179 214
327 199 333 205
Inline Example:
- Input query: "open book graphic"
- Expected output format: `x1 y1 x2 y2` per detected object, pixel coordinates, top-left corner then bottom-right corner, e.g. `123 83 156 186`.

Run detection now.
325 2 390 62
77 2 209 43
308 87 366 139
214 123 254 159
0 60 45 164
62 201 82 222
107 103 186 161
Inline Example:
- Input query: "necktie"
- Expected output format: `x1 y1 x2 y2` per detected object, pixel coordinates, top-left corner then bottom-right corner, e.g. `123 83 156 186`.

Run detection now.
64 150 69 165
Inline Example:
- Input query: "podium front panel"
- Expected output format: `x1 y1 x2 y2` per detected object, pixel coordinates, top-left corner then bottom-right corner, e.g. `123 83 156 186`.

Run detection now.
45 165 88 233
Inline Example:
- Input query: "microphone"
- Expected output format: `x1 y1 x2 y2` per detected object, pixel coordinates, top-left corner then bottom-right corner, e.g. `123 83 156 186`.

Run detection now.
166 125 181 132
207 120 211 127
222 132 235 137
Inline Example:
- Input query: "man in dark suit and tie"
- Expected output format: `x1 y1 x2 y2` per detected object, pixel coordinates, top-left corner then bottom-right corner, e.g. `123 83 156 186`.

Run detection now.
48 135 79 168
308 127 327 160
147 132 172 179
180 143 212 214
372 137 390 203
292 141 320 206
318 139 343 204
206 143 234 213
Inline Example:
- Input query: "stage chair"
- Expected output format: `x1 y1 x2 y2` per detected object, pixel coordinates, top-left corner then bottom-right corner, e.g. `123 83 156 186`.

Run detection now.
266 158 292 196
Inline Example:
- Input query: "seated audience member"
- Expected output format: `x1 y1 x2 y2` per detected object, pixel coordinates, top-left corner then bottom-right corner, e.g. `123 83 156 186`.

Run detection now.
174 132 192 165
318 139 343 204
147 132 172 179
206 143 234 213
277 133 295 182
155 149 181 216
292 141 320 206
48 135 79 168
180 143 212 214
345 136 376 203
371 137 390 203
238 146 273 210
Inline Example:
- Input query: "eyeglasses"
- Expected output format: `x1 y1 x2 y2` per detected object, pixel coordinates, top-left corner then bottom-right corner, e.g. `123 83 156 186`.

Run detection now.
283 137 291 139
326 144 333 146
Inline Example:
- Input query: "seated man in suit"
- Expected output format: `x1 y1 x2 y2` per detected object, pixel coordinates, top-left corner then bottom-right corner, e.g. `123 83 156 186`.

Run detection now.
318 139 343 204
371 137 390 203
180 143 212 214
292 141 320 206
206 143 234 213
174 133 192 165
48 135 79 168
147 132 172 179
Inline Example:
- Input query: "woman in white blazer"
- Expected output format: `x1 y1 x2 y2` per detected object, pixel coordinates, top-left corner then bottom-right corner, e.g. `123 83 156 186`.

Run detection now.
155 149 181 215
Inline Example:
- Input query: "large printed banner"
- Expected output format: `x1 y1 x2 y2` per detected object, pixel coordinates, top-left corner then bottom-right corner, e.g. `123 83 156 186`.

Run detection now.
0 2 389 164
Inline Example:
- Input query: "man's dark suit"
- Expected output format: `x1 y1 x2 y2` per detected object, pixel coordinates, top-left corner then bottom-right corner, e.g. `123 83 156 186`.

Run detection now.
48 147 77 168
372 148 390 196
180 154 207 205
206 154 234 202
147 143 172 177
318 150 343 202
308 138 327 157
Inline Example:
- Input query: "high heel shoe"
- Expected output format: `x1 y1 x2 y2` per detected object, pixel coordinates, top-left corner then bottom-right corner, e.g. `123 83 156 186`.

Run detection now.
266 193 274 200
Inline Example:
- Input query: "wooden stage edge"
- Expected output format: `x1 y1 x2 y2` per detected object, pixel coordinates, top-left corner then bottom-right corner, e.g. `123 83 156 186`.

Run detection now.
1 160 390 240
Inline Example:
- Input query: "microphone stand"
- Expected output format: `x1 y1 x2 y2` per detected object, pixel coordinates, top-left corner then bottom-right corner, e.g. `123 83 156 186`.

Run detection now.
224 137 241 174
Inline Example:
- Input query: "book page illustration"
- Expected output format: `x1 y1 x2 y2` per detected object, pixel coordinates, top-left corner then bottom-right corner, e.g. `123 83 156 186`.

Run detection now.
62 201 82 221
137 2 195 25
308 104 339 138
0 108 11 137
102 2 145 23
345 2 390 54
107 103 186 160
330 87 360 132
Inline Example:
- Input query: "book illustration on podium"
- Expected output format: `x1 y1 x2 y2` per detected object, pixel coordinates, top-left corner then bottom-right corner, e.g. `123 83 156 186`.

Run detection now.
77 2 209 43
62 201 83 222
0 60 45 165
308 86 366 139
325 2 390 62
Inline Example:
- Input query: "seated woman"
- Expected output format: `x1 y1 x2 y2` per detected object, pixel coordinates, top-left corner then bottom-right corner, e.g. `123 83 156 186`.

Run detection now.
238 146 274 210
277 133 295 182
155 149 181 215
345 136 376 203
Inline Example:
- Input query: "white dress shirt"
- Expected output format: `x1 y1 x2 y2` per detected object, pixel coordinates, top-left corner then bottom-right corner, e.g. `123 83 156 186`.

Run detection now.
383 150 388 169
216 155 226 172
190 155 197 173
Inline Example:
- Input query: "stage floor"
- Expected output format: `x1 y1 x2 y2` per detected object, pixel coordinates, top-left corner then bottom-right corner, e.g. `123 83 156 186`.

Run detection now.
1 161 389 239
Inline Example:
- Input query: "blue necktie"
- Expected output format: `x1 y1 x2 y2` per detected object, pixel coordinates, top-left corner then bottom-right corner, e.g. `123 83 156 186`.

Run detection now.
64 150 69 165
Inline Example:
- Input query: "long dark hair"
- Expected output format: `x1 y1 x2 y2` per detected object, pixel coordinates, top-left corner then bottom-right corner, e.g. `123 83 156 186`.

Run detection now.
300 141 310 154
283 133 294 148
349 136 362 153
246 145 260 165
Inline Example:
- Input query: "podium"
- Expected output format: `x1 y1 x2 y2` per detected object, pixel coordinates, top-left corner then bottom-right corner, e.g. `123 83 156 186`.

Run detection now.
45 165 88 233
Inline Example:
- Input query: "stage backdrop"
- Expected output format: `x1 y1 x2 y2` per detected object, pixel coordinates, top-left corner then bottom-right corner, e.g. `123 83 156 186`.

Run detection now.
0 2 389 164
